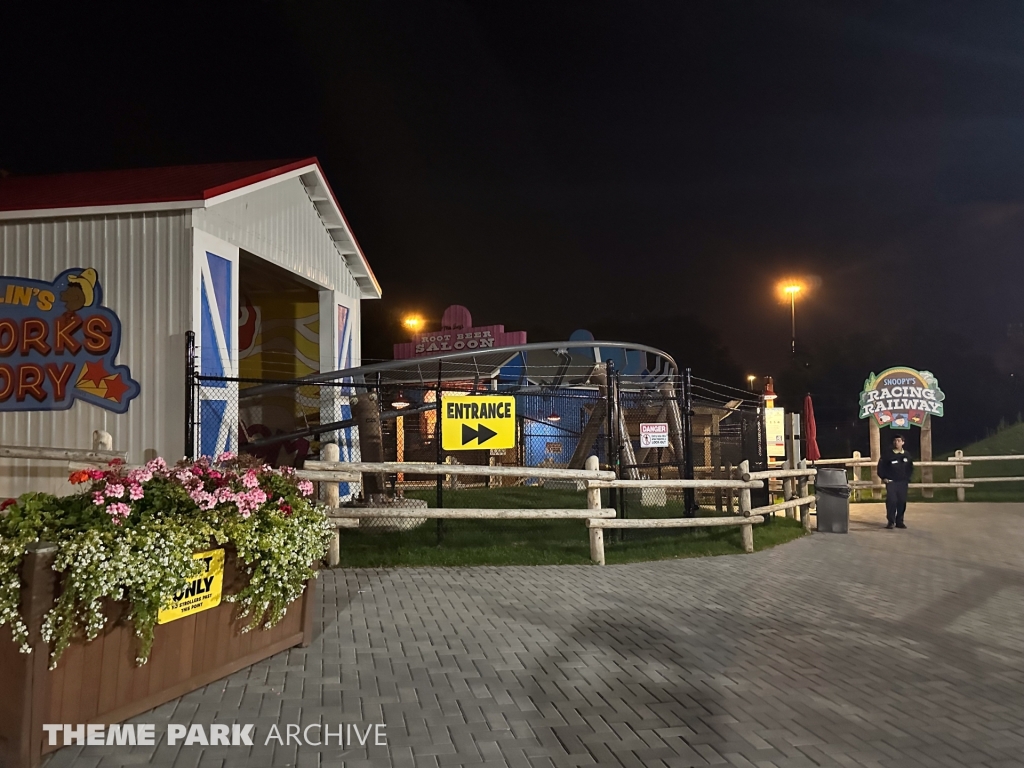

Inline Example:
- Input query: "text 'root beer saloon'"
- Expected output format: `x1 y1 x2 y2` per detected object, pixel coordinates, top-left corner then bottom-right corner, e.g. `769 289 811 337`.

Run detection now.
0 268 140 413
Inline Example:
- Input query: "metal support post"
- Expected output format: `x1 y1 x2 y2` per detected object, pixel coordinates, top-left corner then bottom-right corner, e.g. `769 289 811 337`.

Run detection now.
682 367 697 517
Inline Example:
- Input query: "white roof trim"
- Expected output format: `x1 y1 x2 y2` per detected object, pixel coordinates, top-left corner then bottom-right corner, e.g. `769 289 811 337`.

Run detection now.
208 163 380 299
0 162 382 300
0 199 201 221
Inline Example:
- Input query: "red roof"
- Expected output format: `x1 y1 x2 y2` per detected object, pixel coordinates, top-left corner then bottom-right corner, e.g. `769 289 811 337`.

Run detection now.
0 158 317 213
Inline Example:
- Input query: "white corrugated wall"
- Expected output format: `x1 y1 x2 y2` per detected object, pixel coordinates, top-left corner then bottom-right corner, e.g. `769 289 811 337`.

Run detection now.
0 212 191 496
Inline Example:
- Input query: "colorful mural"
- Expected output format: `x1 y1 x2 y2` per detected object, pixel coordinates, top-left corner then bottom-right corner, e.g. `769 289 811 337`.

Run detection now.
238 294 320 465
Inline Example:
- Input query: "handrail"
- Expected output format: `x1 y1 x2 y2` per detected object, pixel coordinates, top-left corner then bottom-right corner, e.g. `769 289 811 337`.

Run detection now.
743 468 817 481
1 440 125 466
948 454 1024 462
331 507 616 519
751 495 816 516
587 478 763 490
304 460 616 481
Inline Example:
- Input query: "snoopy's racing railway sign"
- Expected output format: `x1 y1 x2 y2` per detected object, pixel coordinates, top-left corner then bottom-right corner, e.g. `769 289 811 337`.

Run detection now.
0 268 140 413
858 367 944 430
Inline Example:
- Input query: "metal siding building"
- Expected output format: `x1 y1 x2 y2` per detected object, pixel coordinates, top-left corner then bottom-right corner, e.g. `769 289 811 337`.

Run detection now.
0 159 379 497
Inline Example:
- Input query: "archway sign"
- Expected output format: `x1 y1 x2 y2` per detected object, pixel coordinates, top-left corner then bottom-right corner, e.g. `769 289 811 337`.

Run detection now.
858 366 945 497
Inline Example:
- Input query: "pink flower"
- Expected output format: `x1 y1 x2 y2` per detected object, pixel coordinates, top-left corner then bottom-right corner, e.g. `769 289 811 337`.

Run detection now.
216 451 236 462
106 502 131 520
128 484 144 501
93 492 106 506
191 490 217 511
242 470 259 489
297 480 314 498
145 457 167 473
104 483 125 499
87 469 105 480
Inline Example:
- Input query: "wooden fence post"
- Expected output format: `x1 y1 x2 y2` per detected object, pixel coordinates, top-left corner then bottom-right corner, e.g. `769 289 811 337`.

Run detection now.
798 459 811 532
586 456 605 565
322 443 341 568
738 460 753 553
921 415 934 498
869 420 881 500
851 450 861 502
725 461 734 514
954 449 966 502
92 429 112 452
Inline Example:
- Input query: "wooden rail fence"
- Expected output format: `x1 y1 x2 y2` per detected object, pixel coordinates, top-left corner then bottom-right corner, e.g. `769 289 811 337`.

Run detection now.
1 431 126 474
307 450 817 565
812 451 1024 501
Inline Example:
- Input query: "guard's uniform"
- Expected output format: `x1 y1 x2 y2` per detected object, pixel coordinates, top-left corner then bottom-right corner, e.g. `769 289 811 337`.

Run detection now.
877 449 913 526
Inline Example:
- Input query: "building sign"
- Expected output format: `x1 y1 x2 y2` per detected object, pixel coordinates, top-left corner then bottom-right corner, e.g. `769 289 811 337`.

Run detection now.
859 367 944 429
765 407 785 458
441 395 517 450
640 422 669 448
394 305 526 359
0 268 140 414
158 549 225 624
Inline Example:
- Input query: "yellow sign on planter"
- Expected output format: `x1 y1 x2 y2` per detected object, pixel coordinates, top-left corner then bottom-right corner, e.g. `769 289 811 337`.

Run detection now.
158 548 225 624
441 395 516 451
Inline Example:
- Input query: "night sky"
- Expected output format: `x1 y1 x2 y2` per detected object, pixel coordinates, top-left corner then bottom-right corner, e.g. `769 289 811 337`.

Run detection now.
5 1 1024 385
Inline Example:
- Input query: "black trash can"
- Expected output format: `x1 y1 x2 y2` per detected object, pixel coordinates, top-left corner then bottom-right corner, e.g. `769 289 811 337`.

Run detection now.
815 467 850 533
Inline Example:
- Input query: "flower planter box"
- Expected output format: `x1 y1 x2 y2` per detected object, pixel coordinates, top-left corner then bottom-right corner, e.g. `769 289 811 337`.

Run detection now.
0 543 316 768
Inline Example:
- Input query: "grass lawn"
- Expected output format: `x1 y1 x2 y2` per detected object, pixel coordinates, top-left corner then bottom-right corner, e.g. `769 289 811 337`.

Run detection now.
334 486 807 568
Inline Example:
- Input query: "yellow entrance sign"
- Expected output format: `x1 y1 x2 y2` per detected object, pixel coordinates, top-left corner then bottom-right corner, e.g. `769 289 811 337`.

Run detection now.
158 548 225 624
441 395 517 451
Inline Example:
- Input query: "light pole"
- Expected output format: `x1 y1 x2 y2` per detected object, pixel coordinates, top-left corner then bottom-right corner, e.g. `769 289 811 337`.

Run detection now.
780 283 802 355
401 314 425 337
747 374 756 391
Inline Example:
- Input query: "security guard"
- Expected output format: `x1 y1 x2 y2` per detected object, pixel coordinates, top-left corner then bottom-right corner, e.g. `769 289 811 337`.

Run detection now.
877 435 913 529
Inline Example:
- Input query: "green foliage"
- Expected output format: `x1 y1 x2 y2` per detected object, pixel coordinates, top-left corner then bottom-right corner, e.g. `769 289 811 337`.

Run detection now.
0 454 332 668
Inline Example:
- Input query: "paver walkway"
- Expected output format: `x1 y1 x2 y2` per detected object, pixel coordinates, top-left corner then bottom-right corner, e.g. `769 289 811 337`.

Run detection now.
47 503 1024 767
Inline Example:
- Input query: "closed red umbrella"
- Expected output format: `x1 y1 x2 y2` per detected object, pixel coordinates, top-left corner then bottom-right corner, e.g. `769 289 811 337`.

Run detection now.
803 393 821 462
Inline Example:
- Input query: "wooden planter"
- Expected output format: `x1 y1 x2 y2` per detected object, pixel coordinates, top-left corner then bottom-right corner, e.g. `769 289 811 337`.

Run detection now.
0 543 316 768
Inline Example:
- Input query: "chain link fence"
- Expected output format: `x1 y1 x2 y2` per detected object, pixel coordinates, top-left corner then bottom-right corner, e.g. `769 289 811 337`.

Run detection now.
187 337 771 554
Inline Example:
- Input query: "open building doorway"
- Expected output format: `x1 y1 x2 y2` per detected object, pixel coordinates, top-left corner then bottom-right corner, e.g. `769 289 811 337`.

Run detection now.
237 250 322 467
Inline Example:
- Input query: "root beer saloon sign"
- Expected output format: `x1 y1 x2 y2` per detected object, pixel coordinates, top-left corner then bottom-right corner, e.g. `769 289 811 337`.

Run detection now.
394 305 527 360
859 367 944 429
0 268 140 414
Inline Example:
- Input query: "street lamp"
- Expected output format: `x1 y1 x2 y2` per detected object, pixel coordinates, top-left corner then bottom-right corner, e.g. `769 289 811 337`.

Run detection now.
401 314 425 335
778 281 804 355
747 374 756 391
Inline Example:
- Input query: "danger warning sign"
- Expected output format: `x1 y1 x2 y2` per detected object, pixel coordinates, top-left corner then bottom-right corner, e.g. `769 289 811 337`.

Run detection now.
640 422 669 448
441 395 516 451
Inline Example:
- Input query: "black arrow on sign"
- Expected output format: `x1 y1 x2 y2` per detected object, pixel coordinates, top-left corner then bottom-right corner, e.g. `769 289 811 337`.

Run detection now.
462 423 498 446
